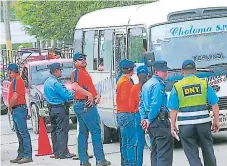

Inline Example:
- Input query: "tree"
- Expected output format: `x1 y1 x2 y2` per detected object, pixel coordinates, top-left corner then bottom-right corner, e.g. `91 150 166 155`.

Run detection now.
12 1 153 43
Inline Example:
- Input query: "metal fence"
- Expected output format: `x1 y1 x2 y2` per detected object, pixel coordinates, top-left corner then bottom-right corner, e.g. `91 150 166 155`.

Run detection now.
1 46 74 80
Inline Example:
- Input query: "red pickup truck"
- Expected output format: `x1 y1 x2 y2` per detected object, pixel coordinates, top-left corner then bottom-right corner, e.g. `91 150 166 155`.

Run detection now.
2 58 76 134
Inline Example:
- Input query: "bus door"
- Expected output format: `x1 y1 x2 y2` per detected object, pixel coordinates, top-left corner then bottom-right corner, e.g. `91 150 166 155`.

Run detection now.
114 29 127 74
111 29 127 126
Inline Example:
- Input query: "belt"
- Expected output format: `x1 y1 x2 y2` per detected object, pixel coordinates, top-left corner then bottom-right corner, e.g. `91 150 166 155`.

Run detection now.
75 99 87 102
117 110 135 114
49 104 64 108
145 111 169 119
12 104 25 110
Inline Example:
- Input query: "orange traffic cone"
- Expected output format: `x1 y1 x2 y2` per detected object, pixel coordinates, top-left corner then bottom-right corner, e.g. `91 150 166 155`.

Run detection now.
35 117 53 156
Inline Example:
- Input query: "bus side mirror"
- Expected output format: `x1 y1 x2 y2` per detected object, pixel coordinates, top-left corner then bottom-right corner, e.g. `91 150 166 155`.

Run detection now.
145 51 155 67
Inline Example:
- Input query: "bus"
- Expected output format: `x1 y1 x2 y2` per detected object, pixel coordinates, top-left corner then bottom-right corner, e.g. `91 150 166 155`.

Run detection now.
73 0 227 146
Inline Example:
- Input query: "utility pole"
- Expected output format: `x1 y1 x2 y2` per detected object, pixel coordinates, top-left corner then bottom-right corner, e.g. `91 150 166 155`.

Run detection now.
3 1 12 62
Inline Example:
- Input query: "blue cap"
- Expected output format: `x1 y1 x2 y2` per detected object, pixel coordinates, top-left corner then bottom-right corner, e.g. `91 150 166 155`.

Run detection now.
73 52 87 61
120 59 135 69
153 60 169 71
7 63 19 73
49 63 62 73
182 60 196 69
119 59 126 68
137 65 149 75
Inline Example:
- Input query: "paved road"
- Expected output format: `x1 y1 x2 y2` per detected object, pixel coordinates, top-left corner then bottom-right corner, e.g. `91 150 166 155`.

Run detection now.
1 114 227 166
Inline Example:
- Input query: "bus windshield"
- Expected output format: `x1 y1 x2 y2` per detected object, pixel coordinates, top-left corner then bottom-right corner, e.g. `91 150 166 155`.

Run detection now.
31 62 73 85
150 17 227 69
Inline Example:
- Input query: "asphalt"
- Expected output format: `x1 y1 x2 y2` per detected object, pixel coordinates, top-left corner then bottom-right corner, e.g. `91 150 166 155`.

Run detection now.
1 114 227 166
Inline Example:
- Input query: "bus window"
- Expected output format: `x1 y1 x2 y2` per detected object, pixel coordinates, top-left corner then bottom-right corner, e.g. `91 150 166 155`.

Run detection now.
74 29 83 53
94 31 99 70
83 31 95 70
99 30 114 71
128 27 147 63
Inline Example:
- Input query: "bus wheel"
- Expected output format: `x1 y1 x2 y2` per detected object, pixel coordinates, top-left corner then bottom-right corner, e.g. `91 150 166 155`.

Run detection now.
70 117 77 124
100 121 111 144
111 128 120 143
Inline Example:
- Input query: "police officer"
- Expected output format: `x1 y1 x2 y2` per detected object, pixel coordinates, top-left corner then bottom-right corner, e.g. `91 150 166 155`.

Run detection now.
71 52 111 166
44 63 74 159
7 63 33 164
139 61 173 166
116 59 137 166
168 60 220 166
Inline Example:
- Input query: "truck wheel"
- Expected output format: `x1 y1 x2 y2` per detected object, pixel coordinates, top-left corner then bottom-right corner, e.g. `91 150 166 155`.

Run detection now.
1 96 7 115
70 117 77 124
100 121 111 144
31 104 40 134
145 133 152 150
1 107 8 115
8 112 15 131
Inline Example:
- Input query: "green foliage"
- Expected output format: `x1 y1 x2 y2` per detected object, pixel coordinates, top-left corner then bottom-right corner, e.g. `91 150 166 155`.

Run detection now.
12 0 153 42
1 42 32 50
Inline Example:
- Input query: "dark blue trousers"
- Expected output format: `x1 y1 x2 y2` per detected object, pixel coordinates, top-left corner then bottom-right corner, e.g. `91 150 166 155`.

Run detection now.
179 122 217 166
49 107 69 157
148 118 173 166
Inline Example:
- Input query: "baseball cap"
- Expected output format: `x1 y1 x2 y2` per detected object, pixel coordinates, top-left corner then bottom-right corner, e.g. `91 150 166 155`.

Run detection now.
49 63 62 73
73 52 87 61
7 63 19 73
121 59 135 69
153 60 169 71
182 60 196 70
137 65 149 75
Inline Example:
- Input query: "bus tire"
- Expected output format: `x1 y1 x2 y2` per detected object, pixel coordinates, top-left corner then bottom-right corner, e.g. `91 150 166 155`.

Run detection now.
100 121 111 144
111 128 120 143
71 117 77 124
31 104 40 134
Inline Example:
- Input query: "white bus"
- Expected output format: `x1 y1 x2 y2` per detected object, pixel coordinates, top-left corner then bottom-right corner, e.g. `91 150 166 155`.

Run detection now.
73 0 227 146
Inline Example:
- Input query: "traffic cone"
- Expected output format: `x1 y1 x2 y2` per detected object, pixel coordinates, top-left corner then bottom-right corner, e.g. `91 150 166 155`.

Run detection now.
35 117 53 156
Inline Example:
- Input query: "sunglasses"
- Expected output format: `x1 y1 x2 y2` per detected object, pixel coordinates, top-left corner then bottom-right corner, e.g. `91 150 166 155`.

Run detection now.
77 57 86 61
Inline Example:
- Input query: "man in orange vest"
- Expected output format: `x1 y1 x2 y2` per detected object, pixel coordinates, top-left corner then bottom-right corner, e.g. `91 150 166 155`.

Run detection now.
71 52 111 166
129 65 149 166
116 59 137 166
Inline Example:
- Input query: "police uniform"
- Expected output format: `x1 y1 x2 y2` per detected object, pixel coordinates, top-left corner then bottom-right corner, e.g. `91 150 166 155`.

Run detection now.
139 61 173 166
168 60 219 166
129 65 149 166
116 59 137 166
7 64 33 164
71 53 110 166
44 63 74 159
